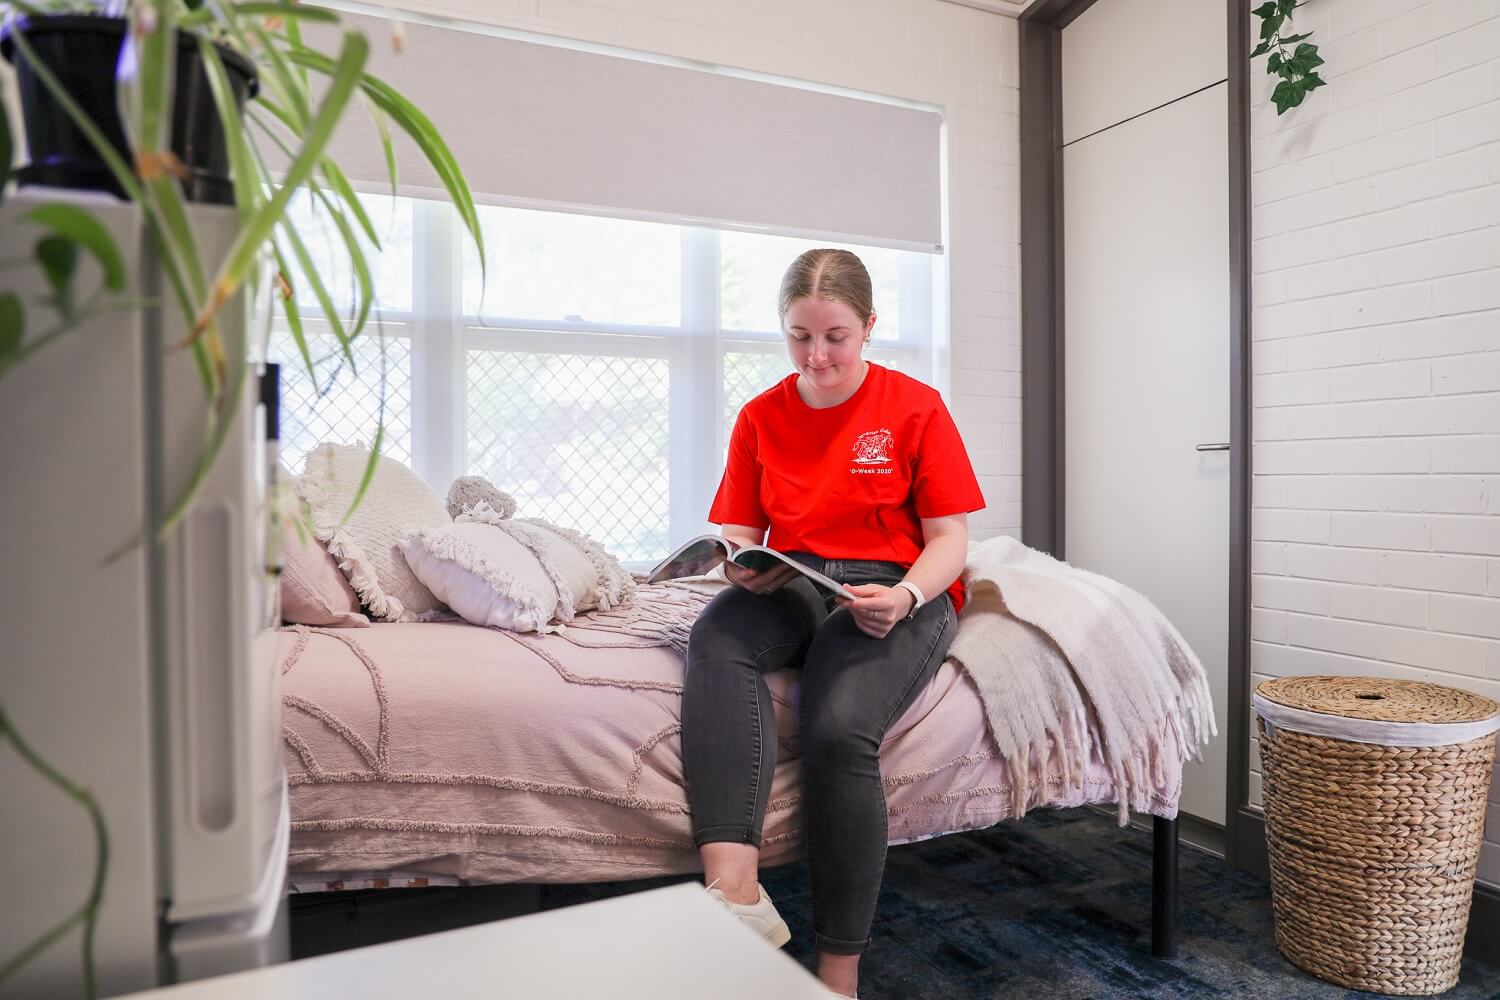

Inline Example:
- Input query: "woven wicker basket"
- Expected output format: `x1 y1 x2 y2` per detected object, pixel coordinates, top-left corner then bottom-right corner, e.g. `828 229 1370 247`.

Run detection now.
1255 676 1500 996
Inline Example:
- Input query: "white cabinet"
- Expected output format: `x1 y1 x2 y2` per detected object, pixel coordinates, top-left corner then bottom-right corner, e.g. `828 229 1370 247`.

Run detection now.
0 189 287 997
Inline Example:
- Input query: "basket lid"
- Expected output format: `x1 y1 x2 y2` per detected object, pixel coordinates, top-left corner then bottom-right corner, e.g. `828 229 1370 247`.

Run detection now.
1256 675 1498 725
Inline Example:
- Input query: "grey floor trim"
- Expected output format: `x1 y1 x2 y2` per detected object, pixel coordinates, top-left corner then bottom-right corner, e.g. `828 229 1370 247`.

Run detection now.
1098 806 1227 860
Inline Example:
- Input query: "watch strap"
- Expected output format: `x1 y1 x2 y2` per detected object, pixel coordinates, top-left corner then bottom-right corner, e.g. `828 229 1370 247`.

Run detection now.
894 580 926 621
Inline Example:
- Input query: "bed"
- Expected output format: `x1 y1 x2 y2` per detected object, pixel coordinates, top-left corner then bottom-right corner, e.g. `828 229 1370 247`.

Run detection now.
280 580 1187 957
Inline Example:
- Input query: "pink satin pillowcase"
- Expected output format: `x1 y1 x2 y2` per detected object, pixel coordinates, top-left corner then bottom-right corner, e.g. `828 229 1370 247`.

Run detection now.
280 516 370 628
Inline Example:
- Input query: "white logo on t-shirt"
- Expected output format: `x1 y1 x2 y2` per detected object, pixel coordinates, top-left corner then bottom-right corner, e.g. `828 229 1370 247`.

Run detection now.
851 428 894 465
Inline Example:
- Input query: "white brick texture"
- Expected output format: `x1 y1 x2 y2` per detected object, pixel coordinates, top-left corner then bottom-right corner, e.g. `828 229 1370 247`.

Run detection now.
1250 1 1500 883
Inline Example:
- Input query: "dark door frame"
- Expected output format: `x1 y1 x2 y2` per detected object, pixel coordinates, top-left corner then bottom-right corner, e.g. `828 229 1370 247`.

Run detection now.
1017 0 1257 870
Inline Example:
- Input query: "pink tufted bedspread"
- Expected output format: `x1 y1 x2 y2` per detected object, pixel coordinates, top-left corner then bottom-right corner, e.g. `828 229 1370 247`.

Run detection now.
280 586 1180 886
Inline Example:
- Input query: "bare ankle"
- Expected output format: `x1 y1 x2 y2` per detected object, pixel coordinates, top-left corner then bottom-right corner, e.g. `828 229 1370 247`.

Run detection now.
706 877 759 904
700 842 761 904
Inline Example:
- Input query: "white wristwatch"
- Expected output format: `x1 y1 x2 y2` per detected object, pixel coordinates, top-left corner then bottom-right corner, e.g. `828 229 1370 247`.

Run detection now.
894 581 926 621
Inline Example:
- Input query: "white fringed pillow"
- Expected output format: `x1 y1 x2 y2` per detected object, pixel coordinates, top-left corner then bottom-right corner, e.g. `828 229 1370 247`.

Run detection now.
300 443 452 623
400 504 636 633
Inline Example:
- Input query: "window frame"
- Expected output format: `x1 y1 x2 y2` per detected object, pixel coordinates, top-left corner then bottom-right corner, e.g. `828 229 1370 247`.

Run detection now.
272 194 939 567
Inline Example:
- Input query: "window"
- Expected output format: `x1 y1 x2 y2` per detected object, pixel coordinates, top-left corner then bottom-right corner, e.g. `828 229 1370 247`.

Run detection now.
269 195 940 566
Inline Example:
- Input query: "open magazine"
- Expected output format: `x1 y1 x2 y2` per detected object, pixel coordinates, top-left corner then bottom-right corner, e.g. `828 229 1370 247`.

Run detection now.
646 535 857 600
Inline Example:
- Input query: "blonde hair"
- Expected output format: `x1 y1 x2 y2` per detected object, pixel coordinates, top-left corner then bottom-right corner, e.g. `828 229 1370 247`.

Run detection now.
777 249 874 329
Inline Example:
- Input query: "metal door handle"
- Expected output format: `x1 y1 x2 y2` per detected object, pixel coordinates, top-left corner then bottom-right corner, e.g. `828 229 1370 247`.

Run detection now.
1195 442 1230 451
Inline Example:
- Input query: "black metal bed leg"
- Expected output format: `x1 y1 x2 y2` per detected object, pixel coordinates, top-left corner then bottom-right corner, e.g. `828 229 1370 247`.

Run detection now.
1151 815 1179 959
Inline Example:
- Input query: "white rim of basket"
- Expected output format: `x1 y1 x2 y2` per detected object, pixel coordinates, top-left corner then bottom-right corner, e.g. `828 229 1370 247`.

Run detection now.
1253 692 1500 747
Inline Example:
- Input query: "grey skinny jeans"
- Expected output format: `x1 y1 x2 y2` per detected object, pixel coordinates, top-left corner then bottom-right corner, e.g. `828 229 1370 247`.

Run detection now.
680 553 956 956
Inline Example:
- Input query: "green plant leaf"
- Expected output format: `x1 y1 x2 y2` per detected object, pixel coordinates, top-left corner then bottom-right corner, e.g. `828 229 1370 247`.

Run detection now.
157 356 249 541
1304 71 1327 90
284 14 311 92
360 74 484 273
1259 14 1283 40
276 212 356 370
368 97 399 196
0 293 22 358
193 30 370 341
302 178 375 342
248 21 313 129
243 109 372 358
34 236 78 310
1278 32 1312 44
287 50 485 274
1271 78 1311 114
149 174 219 391
341 407 384 527
321 159 381 249
1267 51 1283 73
1278 0 1297 14
118 0 178 175
0 704 111 1000
1293 42 1324 67
121 3 219 395
225 3 339 22
1250 40 1271 58
21 203 128 292
1251 1 1278 17
1271 79 1297 114
272 245 318 384
198 38 262 226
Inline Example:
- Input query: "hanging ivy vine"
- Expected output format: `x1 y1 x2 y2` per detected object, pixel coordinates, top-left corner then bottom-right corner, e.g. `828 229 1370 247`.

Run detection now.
1251 0 1326 115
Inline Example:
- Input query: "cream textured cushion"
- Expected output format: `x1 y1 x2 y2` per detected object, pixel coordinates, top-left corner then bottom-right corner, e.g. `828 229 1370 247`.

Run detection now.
400 504 636 633
300 443 452 623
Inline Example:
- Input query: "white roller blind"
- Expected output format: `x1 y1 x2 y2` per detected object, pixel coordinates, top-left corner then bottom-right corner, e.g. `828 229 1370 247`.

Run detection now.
299 10 944 252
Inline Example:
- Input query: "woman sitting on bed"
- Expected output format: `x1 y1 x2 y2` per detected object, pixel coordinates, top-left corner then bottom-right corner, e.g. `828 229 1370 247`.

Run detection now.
681 248 985 999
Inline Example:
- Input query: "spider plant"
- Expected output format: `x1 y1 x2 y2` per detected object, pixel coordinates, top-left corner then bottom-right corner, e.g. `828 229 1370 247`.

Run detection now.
0 0 485 537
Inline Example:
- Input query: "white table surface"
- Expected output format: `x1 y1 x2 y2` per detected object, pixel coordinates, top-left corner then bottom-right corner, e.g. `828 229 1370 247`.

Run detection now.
124 883 832 999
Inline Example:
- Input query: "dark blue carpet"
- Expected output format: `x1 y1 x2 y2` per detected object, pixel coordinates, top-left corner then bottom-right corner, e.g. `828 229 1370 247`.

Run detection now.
537 808 1500 999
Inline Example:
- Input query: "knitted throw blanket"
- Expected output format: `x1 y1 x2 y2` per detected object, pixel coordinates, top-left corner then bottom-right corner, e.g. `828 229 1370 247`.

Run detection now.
946 536 1217 824
567 578 721 655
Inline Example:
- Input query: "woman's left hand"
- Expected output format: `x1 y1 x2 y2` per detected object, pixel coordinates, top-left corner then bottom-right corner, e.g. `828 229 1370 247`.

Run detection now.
836 584 915 639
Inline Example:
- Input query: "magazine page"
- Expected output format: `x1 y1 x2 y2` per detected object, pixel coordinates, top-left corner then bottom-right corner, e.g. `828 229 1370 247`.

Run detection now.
645 535 732 584
731 548 857 600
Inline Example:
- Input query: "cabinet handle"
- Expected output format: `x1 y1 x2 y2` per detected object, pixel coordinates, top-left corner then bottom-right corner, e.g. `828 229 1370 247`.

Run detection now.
1196 442 1231 451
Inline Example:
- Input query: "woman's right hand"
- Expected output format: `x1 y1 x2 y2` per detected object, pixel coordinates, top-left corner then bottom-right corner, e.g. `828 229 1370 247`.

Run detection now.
724 560 801 595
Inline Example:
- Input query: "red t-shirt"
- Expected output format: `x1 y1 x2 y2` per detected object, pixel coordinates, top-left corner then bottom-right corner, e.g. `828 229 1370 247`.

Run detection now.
708 363 985 612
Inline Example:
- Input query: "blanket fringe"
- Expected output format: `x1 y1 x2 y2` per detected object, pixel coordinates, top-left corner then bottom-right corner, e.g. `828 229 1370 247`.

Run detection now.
954 536 1215 827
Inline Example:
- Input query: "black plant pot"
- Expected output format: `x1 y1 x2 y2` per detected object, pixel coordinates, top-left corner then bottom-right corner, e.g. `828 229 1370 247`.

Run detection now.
0 15 259 205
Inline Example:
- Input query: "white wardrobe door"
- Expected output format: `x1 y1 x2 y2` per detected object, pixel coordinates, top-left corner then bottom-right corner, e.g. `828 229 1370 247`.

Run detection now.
1063 83 1231 824
1061 0 1227 145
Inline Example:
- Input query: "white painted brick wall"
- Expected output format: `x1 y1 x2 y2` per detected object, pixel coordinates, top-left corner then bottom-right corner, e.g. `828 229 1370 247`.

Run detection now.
380 0 1022 540
1249 0 1500 887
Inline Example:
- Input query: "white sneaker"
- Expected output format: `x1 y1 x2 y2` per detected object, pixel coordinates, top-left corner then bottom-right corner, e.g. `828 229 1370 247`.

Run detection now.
704 877 792 948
